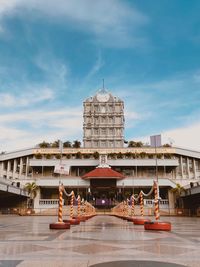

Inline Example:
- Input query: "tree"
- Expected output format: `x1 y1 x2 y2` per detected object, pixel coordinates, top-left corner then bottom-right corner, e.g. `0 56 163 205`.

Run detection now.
170 183 185 208
163 143 171 147
35 153 42 159
39 141 50 148
24 182 39 208
45 154 52 159
93 151 99 159
139 152 146 159
128 141 143 147
76 152 82 159
63 141 72 148
51 140 59 148
117 152 123 159
72 140 81 148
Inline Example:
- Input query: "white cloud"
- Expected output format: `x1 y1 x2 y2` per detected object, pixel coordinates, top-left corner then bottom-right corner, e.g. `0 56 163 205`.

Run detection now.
161 122 200 151
0 106 83 152
131 122 200 151
0 88 54 107
0 0 148 47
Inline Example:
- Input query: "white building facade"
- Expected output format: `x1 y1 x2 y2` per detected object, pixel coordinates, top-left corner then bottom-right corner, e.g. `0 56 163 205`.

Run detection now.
0 89 200 215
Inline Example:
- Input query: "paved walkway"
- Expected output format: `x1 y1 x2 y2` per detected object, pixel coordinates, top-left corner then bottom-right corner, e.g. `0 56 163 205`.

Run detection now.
0 215 199 267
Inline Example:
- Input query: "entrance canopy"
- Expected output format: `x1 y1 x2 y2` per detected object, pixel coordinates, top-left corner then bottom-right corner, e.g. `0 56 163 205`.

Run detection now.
82 167 124 180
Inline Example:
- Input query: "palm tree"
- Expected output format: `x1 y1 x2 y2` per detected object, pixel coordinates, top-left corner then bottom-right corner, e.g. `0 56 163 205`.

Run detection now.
128 141 143 147
63 141 72 148
51 140 59 148
93 151 99 159
72 140 81 148
24 182 39 209
39 141 50 148
170 183 185 208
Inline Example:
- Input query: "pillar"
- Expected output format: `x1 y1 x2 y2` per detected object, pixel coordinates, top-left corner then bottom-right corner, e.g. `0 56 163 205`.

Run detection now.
33 187 41 211
187 157 190 179
0 162 3 177
193 159 197 179
180 156 184 179
7 160 11 178
25 157 29 177
13 159 17 178
19 158 23 177
168 190 175 215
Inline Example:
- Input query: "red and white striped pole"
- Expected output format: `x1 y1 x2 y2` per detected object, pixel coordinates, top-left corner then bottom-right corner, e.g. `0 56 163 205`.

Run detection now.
140 192 144 217
70 191 74 219
58 184 63 223
154 181 160 220
131 195 135 217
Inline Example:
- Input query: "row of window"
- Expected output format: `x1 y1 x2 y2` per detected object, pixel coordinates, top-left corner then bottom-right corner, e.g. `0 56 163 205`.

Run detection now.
85 116 124 124
84 104 123 113
85 128 122 136
85 140 122 148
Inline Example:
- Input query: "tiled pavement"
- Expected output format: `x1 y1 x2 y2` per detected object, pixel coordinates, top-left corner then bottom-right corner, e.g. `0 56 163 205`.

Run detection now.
0 215 199 267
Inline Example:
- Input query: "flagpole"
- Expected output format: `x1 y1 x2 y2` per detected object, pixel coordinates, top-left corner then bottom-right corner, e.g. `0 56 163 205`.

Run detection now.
59 140 63 184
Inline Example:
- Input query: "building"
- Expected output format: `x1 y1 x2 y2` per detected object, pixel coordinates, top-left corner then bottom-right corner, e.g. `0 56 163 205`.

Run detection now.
83 88 124 148
0 89 200 215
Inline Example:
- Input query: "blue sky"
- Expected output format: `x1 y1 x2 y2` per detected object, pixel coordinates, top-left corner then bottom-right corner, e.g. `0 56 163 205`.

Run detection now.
0 0 200 151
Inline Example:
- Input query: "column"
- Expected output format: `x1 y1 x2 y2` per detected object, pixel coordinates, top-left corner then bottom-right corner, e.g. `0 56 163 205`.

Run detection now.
193 159 197 179
186 157 190 179
25 157 29 177
13 159 17 178
7 160 11 179
33 187 41 210
168 189 175 215
0 162 3 177
180 156 184 179
19 157 23 177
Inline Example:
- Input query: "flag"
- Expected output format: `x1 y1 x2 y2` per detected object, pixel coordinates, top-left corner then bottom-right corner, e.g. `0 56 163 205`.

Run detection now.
54 164 69 175
150 135 162 147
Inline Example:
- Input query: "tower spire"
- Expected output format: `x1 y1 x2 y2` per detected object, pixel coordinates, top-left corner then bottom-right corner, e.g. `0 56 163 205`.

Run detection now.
101 78 106 93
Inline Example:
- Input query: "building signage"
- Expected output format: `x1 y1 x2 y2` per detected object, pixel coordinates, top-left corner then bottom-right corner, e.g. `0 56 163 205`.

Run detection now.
54 164 69 175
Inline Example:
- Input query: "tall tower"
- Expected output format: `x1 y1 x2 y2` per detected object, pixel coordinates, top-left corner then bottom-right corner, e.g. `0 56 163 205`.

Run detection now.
83 88 124 148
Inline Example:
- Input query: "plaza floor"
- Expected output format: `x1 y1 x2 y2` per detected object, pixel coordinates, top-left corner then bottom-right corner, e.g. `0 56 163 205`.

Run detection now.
0 215 199 267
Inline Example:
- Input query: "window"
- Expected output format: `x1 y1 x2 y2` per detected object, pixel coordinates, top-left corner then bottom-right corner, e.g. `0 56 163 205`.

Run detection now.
101 116 106 123
116 141 121 147
109 117 113 123
94 117 99 124
109 128 114 135
101 128 106 135
115 105 121 112
116 128 121 136
109 141 114 147
86 117 91 123
94 105 99 112
116 116 121 123
108 105 114 112
94 128 99 135
101 141 106 147
93 141 98 147
85 104 91 112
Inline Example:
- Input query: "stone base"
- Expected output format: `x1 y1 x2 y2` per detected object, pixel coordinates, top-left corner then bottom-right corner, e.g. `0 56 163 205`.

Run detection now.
49 222 70 229
63 219 80 225
144 221 171 231
133 218 151 225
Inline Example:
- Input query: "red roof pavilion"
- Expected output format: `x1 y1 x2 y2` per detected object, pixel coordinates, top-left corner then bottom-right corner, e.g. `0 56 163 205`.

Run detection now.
82 167 124 180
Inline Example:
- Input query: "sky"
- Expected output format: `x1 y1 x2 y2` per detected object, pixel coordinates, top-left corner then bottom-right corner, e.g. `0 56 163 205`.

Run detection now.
0 0 200 152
